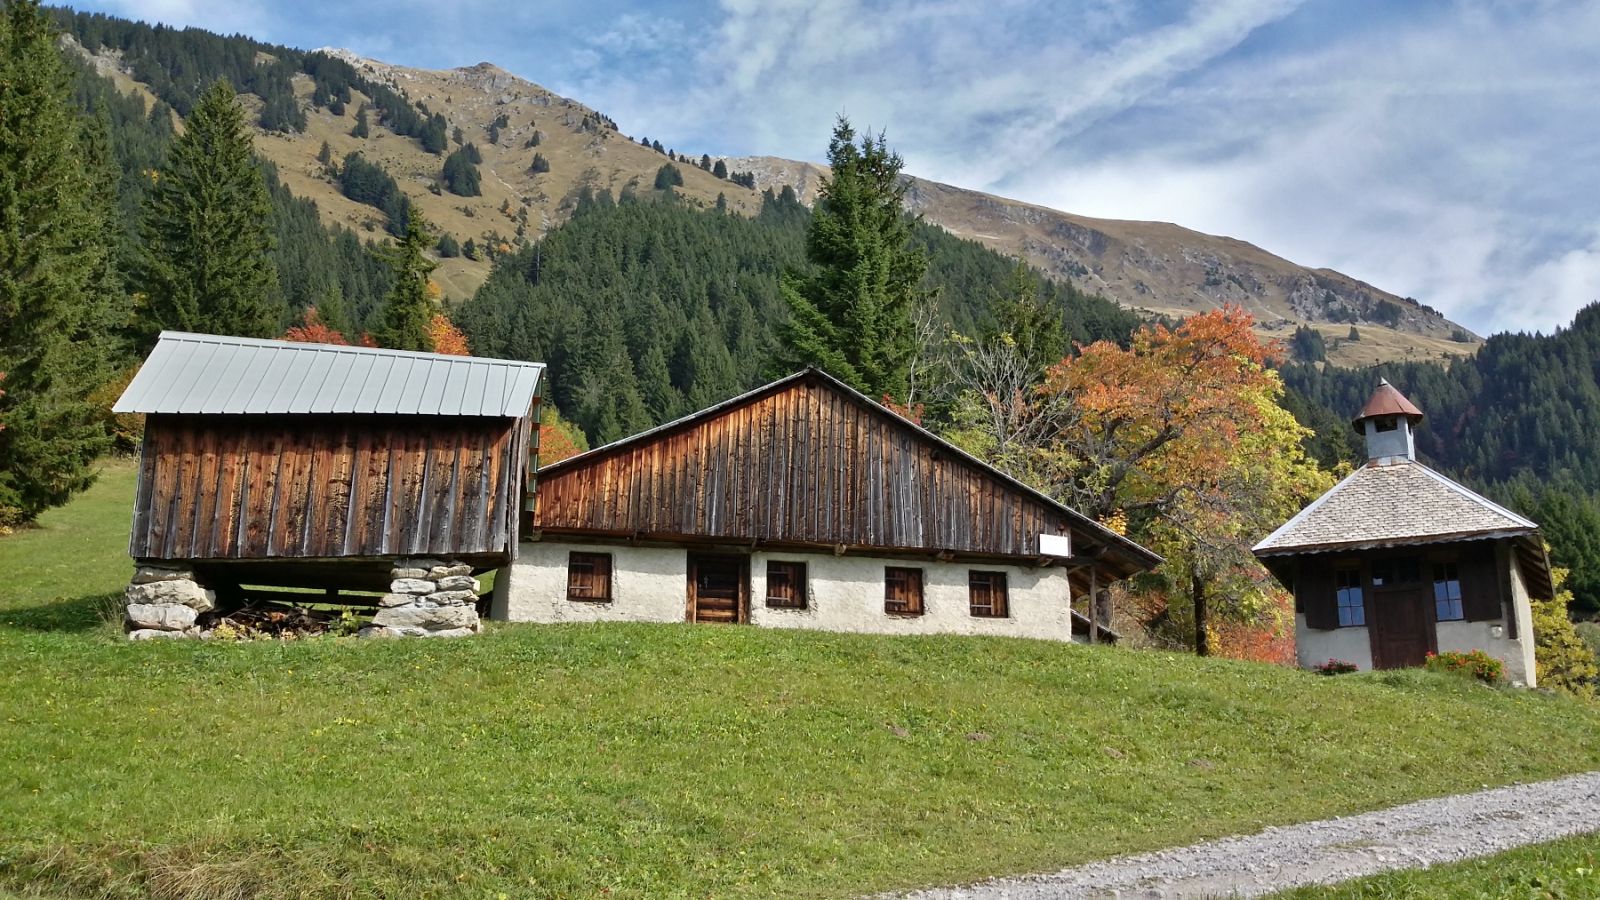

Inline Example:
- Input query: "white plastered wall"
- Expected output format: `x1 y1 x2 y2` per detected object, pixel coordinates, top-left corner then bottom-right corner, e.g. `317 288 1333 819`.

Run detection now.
1433 542 1535 686
1295 615 1373 671
495 542 1086 643
493 542 689 624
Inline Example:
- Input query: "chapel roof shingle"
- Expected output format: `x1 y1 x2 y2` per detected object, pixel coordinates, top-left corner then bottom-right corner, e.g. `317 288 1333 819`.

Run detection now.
1253 460 1537 555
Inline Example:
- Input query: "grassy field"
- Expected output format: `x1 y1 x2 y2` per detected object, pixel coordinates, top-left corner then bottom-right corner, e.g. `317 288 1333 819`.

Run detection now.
1275 832 1600 899
2 463 1599 899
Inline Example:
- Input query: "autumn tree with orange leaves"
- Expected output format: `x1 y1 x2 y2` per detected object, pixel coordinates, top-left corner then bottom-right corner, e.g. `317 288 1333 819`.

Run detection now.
1044 306 1331 654
946 305 1333 655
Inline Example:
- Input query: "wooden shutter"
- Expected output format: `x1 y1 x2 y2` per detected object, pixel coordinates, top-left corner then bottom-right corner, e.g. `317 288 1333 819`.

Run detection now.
969 571 1008 617
567 552 612 601
885 567 924 616
765 561 807 609
1459 542 1502 622
1299 559 1340 631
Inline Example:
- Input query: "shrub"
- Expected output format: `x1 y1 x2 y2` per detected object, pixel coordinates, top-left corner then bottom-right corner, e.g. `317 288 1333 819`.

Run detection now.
1533 565 1598 699
1425 649 1505 684
1312 658 1359 676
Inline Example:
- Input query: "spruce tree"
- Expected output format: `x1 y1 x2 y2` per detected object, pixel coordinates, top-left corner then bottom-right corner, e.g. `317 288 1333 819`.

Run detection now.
350 105 369 138
0 0 115 522
775 117 929 401
134 77 283 343
374 212 436 352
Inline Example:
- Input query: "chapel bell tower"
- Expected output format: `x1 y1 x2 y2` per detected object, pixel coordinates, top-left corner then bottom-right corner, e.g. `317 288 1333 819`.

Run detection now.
1352 378 1424 464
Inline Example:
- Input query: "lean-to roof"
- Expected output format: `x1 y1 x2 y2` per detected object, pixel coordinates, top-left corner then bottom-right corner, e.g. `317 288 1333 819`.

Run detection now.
114 331 545 418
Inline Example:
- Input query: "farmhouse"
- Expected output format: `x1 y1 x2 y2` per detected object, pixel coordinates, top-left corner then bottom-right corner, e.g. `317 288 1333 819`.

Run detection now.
494 368 1162 642
1253 380 1548 684
112 331 545 639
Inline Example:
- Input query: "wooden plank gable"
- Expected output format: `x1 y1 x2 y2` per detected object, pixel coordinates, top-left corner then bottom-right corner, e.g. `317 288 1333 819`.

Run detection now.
534 372 1140 566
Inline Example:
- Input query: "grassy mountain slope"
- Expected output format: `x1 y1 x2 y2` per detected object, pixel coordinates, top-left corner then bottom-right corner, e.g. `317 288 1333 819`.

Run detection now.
70 29 1478 367
2 467 1598 899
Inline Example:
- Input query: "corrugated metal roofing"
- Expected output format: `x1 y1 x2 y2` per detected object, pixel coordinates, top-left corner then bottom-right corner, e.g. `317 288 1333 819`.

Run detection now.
113 331 545 418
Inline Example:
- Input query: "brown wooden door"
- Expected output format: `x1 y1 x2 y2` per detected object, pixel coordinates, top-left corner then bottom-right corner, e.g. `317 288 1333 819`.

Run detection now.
1370 588 1434 669
688 554 748 624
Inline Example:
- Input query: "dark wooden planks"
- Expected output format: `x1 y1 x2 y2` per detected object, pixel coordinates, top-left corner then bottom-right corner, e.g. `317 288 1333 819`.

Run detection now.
535 374 1079 559
132 414 521 561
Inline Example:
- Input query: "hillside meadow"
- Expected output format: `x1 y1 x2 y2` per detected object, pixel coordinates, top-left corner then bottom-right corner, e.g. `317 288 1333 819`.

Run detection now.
2 461 1599 899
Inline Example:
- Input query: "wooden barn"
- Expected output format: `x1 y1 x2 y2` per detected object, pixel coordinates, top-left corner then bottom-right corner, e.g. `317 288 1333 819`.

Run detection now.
113 332 545 636
494 368 1162 643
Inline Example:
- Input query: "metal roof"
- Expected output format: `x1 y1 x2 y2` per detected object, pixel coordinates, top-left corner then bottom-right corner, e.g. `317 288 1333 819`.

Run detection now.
1354 378 1424 425
114 332 545 418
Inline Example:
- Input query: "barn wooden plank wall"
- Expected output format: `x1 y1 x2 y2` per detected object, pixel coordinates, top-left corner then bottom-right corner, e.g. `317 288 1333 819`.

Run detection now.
130 414 523 560
536 378 1074 557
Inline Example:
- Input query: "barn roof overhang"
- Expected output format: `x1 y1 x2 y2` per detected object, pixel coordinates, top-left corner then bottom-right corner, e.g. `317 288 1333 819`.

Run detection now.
115 331 545 418
536 368 1163 576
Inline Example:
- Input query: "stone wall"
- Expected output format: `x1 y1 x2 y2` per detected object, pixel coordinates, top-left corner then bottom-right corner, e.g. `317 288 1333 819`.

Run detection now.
123 559 484 640
358 558 484 638
123 565 216 640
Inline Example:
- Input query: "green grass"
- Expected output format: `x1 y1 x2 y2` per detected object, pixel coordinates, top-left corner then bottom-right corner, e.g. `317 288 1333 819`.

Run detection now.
2 465 1599 899
1273 832 1600 898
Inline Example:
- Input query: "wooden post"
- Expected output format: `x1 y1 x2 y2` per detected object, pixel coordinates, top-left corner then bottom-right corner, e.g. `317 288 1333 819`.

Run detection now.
1088 567 1099 645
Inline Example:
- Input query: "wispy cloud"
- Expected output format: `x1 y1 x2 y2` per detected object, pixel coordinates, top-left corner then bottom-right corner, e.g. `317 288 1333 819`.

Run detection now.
75 0 1600 334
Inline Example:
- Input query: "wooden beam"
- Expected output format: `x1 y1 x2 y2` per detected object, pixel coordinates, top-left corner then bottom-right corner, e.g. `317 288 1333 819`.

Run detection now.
1088 567 1099 645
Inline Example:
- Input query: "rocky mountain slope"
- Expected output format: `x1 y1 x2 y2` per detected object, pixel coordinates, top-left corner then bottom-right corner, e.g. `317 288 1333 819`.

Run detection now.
80 42 1478 367
725 156 1479 367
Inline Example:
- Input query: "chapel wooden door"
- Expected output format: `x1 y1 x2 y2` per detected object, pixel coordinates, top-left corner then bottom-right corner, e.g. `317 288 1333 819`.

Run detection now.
1371 588 1434 669
688 554 748 624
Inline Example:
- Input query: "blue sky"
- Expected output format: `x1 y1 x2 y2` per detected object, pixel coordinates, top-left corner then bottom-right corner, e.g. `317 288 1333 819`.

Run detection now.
74 0 1600 336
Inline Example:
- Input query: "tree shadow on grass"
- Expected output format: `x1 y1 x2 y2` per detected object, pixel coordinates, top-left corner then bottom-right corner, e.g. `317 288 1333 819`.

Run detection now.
2 592 122 633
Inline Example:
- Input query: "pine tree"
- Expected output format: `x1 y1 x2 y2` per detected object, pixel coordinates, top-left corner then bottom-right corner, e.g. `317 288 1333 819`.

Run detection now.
317 140 332 165
775 117 929 401
0 0 115 522
350 105 369 138
134 77 282 343
712 159 728 179
374 212 436 352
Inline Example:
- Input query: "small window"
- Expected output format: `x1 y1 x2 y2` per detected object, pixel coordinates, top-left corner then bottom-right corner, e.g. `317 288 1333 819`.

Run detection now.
969 571 1009 618
884 567 924 616
1374 416 1398 433
566 552 612 601
1371 557 1421 587
1433 562 1464 621
766 561 808 609
1335 568 1365 627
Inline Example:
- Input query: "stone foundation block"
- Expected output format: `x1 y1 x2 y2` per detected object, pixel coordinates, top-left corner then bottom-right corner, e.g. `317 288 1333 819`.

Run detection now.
428 564 473 579
377 592 415 608
371 604 479 631
434 575 480 593
399 557 446 571
131 565 195 585
125 579 214 612
390 578 435 595
126 603 198 631
424 589 477 607
129 628 190 641
389 567 428 580
357 625 404 639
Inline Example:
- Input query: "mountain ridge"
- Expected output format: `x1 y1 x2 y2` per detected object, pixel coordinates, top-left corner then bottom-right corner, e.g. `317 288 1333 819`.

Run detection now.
71 34 1478 367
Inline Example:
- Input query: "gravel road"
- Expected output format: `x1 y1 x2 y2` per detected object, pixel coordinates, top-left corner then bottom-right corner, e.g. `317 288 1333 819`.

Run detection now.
890 771 1600 899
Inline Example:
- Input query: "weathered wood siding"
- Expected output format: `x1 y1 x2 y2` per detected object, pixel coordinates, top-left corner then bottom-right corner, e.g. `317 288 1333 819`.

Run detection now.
130 414 525 561
536 378 1073 556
